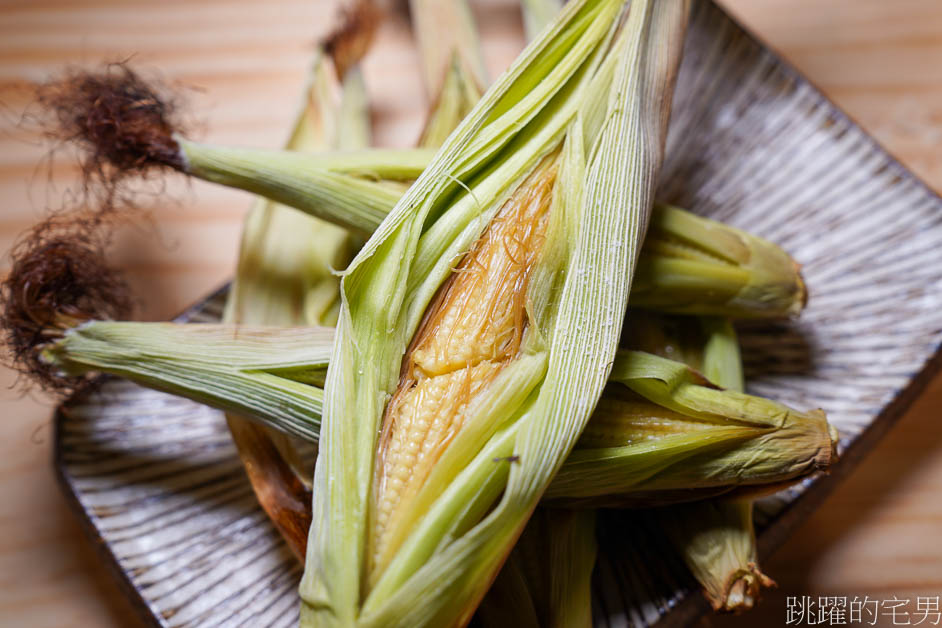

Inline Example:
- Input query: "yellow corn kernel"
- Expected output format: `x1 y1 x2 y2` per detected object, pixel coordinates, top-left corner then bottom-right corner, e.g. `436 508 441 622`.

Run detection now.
373 361 502 564
409 165 557 377
371 158 558 577
579 389 723 448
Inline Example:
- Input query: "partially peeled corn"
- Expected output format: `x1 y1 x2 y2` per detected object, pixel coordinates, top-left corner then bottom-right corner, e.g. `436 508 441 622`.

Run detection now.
303 1 691 624
372 156 558 578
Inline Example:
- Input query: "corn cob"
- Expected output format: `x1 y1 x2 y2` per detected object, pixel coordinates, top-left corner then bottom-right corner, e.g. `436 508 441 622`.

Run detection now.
187 142 811 318
178 143 427 237
190 129 815 318
546 349 836 505
633 207 806 317
43 321 328 440
32 316 833 502
301 2 688 624
476 10 599 626
639 315 775 611
161 136 816 318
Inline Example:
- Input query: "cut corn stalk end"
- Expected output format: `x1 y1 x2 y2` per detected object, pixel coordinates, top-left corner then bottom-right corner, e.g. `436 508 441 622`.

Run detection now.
633 204 809 318
712 562 777 612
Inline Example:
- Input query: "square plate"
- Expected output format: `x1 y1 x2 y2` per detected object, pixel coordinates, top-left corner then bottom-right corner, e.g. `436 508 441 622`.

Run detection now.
54 2 942 626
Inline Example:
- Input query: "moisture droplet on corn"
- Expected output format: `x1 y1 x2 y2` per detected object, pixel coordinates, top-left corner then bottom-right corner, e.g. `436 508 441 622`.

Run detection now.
371 156 558 578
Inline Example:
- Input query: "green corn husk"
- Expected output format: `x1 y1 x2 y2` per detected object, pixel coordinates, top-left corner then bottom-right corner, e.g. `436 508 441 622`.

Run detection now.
222 17 376 559
44 322 329 440
521 0 564 41
699 316 745 392
624 313 745 386
632 206 807 318
476 509 597 628
177 142 429 237
223 54 364 334
169 136 807 318
662 498 774 611
336 65 372 151
545 349 837 505
411 0 487 97
418 55 482 149
644 316 775 612
39 318 835 502
411 0 486 148
301 1 689 625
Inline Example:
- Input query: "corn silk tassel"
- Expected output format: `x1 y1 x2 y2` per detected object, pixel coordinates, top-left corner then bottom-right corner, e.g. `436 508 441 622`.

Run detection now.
646 316 776 611
300 1 690 625
221 0 378 560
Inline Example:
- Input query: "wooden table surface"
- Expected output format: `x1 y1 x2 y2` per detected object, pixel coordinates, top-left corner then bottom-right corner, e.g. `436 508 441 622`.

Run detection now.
1 1 941 626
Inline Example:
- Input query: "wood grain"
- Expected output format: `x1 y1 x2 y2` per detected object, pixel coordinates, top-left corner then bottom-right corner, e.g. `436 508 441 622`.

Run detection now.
1 1 941 626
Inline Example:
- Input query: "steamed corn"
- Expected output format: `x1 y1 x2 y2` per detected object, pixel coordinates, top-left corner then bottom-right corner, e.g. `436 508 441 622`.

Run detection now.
301 2 688 624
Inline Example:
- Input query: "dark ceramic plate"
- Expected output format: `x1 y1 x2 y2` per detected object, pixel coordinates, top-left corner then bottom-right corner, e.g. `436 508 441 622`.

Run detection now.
54 2 942 626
